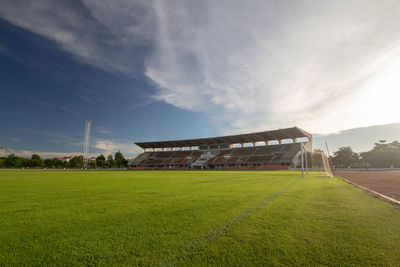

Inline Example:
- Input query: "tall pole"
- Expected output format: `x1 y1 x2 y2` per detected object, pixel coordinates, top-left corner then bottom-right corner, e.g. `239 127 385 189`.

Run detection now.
84 118 91 170
301 143 304 177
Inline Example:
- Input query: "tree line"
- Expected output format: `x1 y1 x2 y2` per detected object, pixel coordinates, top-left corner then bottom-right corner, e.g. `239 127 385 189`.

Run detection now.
314 140 400 169
2 140 399 169
0 151 128 169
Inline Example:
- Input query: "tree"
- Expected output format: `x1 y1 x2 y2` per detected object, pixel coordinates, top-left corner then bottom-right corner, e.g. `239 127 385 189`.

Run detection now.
331 147 359 168
43 158 64 169
16 157 28 168
96 154 106 168
106 155 116 168
69 155 84 168
115 151 128 168
44 158 54 169
53 158 64 168
27 154 43 168
306 152 313 168
4 154 19 168
88 161 96 169
312 149 324 168
360 141 400 168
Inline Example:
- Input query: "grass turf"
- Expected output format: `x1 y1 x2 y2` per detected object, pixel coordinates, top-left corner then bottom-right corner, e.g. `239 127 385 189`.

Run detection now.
0 170 399 266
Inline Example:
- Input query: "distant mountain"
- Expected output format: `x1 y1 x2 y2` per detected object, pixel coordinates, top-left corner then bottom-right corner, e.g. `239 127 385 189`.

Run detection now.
312 123 400 153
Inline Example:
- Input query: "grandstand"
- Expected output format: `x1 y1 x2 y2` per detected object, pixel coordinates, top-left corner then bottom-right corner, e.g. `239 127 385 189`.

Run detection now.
128 126 312 170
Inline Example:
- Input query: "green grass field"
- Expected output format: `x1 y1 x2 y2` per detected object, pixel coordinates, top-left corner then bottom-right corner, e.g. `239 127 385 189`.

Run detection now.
1 170 399 266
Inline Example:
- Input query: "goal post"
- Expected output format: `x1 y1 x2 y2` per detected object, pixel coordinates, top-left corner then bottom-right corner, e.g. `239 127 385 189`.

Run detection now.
300 143 309 177
313 150 333 178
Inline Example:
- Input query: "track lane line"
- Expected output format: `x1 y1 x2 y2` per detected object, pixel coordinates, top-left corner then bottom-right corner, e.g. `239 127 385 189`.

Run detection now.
335 175 400 206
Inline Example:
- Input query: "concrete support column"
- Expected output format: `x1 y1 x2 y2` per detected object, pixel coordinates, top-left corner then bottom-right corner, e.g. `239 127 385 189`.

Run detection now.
292 138 296 143
229 144 234 149
252 142 256 147
180 147 185 151
241 143 245 148
190 146 193 151
171 147 175 151
279 140 283 144
153 148 156 152
162 148 166 151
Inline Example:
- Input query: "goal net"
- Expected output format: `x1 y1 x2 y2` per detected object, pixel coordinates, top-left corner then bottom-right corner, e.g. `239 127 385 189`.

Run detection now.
320 152 333 177
312 146 333 178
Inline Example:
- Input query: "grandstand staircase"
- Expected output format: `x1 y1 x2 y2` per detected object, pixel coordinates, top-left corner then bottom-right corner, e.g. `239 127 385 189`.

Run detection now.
191 151 219 169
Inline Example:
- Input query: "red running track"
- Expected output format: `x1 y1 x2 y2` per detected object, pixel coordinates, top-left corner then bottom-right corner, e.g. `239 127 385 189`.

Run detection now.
333 170 400 202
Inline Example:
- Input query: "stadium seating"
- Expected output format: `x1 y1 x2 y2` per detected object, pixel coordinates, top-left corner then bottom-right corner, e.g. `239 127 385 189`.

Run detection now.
129 126 312 170
232 147 256 156
128 143 302 170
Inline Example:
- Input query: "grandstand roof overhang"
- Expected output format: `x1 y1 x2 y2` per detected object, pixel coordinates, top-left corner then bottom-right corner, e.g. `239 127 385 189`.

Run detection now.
134 126 311 149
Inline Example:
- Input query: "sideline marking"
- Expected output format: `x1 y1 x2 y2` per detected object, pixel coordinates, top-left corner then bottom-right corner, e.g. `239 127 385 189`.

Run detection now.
161 176 304 266
336 175 400 206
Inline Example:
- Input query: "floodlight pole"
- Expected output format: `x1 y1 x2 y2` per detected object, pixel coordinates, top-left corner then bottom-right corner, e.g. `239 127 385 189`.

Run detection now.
83 118 91 170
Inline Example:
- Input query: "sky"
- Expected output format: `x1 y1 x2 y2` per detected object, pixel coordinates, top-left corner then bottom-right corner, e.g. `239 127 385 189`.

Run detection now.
314 122 400 153
1 0 400 158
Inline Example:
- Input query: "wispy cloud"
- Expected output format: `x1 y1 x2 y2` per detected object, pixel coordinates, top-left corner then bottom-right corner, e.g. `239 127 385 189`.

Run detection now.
3 148 86 159
58 105 78 114
0 0 151 75
94 139 142 157
0 42 9 55
24 129 83 148
2 0 400 134
79 94 95 103
130 96 158 109
0 136 20 143
146 0 400 133
93 126 114 135
3 138 141 158
28 97 79 114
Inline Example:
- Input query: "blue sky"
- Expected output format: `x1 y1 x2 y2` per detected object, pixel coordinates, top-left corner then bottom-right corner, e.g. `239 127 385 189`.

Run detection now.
0 15 214 157
1 0 400 158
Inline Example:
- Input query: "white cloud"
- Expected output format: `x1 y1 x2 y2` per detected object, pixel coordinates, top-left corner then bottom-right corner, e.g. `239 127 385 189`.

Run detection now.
146 0 400 133
3 138 142 159
93 126 114 135
2 148 86 159
0 0 151 75
94 139 142 157
1 0 400 134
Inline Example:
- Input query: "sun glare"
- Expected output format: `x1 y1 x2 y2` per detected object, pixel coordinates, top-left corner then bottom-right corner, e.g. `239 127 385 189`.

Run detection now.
352 50 400 127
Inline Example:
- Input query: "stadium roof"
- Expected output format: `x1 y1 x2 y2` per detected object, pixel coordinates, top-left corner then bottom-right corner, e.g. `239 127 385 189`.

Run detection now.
135 126 311 149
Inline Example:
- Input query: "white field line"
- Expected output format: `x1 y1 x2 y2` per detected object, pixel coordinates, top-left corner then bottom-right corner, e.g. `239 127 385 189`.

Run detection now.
160 176 304 266
336 176 400 206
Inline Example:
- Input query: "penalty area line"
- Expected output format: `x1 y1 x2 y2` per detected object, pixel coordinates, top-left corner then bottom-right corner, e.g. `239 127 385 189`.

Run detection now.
160 175 304 266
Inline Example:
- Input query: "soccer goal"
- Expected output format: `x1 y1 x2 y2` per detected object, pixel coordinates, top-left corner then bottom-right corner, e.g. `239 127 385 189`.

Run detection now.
299 143 332 178
311 146 333 178
310 141 334 177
